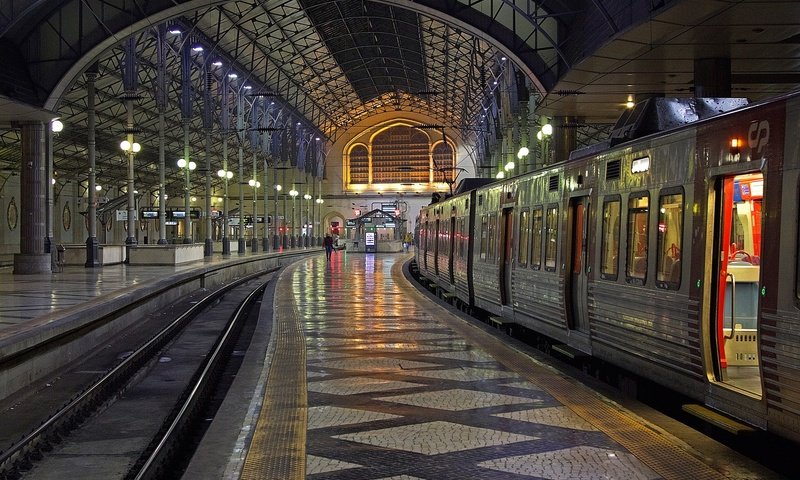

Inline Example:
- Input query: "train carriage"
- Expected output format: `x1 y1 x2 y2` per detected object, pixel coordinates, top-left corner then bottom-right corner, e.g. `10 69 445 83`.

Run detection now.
416 91 800 442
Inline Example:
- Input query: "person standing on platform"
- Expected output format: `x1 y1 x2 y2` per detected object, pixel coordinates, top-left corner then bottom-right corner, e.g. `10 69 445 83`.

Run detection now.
403 232 413 252
324 233 334 260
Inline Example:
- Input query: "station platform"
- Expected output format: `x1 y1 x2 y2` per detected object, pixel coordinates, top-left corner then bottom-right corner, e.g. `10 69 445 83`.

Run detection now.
188 251 773 480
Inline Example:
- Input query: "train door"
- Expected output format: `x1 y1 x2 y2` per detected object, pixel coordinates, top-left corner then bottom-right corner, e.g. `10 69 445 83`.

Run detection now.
448 215 456 284
711 172 763 396
567 197 590 332
499 208 514 305
434 219 440 276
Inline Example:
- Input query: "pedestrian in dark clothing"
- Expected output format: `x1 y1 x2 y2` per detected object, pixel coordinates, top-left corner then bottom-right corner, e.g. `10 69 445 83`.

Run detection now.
324 233 334 260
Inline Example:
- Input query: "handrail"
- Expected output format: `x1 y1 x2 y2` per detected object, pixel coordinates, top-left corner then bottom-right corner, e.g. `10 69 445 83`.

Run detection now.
725 272 737 340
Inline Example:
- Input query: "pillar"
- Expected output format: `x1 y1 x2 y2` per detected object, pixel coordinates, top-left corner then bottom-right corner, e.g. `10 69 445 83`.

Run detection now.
14 122 50 274
85 70 101 266
694 58 731 98
552 116 578 165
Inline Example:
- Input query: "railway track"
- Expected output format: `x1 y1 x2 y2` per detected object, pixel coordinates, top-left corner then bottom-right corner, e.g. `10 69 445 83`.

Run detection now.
0 269 277 480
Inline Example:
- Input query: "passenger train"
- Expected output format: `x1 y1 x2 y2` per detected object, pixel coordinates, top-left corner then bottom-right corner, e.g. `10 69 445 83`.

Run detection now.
415 92 800 443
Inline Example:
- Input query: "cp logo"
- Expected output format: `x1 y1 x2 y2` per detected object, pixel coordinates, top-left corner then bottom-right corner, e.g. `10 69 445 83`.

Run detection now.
748 120 770 153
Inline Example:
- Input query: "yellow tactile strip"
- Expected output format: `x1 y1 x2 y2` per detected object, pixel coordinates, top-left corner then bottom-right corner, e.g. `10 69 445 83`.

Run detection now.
394 261 725 480
240 262 307 480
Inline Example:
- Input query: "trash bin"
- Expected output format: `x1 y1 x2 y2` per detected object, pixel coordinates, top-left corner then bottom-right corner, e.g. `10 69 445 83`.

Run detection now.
52 244 66 272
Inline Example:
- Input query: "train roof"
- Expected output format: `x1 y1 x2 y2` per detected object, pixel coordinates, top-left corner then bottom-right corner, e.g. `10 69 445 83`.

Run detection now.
570 97 749 160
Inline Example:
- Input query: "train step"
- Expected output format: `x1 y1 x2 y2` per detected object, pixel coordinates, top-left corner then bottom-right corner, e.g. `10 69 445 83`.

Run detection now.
551 344 587 360
488 316 514 329
681 404 757 435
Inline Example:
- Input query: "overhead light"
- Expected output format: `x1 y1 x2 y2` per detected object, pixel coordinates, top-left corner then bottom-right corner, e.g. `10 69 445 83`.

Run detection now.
191 44 204 52
517 146 529 158
496 171 505 179
51 119 64 133
541 123 553 136
626 95 635 109
228 73 238 80
212 60 223 67
168 27 181 35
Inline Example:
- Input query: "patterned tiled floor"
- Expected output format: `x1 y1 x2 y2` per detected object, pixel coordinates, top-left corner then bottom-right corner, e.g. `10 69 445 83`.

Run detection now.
289 252 668 480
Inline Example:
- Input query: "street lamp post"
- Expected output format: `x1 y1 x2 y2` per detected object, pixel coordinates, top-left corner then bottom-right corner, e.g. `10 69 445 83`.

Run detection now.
273 183 282 249
303 193 311 247
120 138 141 255
289 188 298 247
177 158 196 243
248 178 261 252
217 169 233 255
315 197 324 245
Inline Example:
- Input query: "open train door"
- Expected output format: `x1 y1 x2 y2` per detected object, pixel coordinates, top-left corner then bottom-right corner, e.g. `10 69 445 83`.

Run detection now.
566 196 590 334
710 172 763 396
499 207 514 305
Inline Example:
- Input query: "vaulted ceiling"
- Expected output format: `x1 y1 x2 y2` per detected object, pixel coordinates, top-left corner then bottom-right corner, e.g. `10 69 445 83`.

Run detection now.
0 0 798 198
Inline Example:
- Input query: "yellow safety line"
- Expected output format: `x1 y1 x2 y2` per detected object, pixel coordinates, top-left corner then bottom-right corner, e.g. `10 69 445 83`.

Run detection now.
240 262 307 480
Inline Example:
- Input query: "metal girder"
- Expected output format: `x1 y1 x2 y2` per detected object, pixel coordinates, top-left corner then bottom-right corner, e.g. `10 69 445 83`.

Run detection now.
0 0 618 198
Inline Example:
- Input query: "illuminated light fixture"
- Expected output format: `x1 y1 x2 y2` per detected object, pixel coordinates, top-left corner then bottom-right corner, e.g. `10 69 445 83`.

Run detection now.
120 140 141 153
496 171 505 179
51 119 64 133
177 158 196 170
216 197 223 203
168 27 181 35
631 156 650 173
248 179 261 188
289 189 298 197
541 123 553 136
212 60 223 67
303 193 312 200
95 185 102 191
191 44 204 52
243 85 252 90
501 56 507 61
729 137 742 155
274 184 282 191
191 196 197 202
517 146 529 159
315 137 320 141
228 73 238 80
51 178 56 185
504 161 515 171
537 131 543 141
626 95 635 109
315 198 323 204
217 169 233 179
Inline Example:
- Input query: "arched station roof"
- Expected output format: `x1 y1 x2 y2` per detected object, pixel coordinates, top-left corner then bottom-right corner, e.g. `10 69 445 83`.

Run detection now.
0 0 797 195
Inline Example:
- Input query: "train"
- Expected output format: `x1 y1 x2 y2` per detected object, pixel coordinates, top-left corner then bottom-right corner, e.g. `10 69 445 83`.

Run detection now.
414 91 800 443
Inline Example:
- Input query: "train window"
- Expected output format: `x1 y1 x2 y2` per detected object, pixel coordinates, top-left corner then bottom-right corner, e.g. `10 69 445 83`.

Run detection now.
656 189 684 289
480 215 488 260
545 205 559 271
488 213 497 261
600 196 621 280
531 207 543 269
626 193 650 284
518 209 530 266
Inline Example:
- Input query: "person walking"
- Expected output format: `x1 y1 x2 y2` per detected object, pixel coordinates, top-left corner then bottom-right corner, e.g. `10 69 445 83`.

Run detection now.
403 232 413 252
323 233 334 260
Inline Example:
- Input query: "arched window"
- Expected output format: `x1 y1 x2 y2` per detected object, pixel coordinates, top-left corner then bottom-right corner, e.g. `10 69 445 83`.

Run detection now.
345 123 455 188
349 144 369 184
